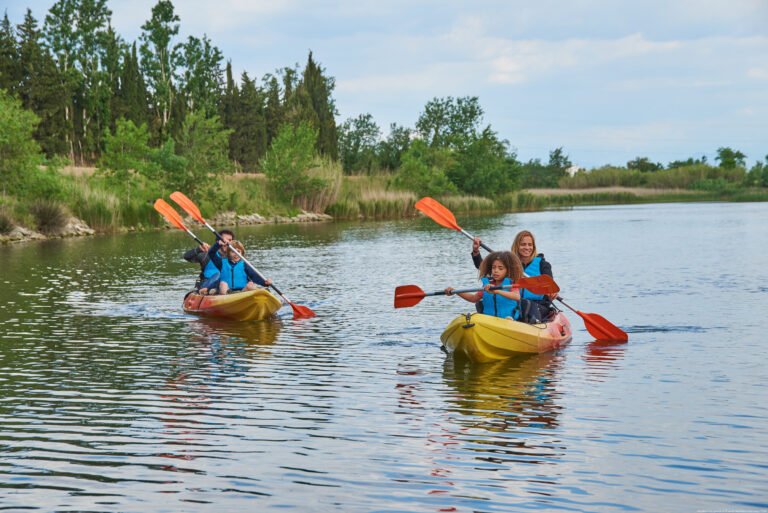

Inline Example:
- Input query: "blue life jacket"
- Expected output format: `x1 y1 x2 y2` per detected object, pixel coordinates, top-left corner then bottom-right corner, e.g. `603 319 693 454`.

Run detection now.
481 277 520 319
221 259 249 290
522 256 544 301
202 257 220 279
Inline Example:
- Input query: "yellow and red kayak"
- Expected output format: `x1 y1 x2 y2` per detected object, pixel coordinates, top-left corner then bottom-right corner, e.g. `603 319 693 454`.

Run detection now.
440 312 572 363
183 289 282 321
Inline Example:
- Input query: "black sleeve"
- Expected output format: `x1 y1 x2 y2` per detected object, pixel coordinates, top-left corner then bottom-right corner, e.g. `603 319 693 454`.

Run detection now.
183 247 201 263
539 255 553 277
471 252 482 269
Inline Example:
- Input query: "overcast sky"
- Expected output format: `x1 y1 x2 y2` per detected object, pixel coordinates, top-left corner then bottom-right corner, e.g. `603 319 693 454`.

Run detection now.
4 0 768 168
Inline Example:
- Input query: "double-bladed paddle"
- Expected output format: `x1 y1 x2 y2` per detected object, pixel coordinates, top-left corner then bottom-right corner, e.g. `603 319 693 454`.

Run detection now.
395 275 560 309
414 196 628 342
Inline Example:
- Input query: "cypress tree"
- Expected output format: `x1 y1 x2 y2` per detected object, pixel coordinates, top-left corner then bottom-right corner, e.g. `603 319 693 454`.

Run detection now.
263 73 282 147
17 9 68 157
0 13 20 95
234 72 267 171
298 51 338 159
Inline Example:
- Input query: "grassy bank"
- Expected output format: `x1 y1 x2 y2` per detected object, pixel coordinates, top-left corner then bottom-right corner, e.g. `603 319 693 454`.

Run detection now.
2 167 767 240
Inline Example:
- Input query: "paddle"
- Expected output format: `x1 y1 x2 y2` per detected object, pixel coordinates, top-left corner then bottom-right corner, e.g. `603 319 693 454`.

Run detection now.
395 275 559 309
415 197 491 250
154 199 206 246
414 196 628 342
168 191 316 319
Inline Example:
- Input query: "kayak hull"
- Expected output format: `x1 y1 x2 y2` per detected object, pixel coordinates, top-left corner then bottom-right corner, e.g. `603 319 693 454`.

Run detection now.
440 312 572 363
183 289 282 321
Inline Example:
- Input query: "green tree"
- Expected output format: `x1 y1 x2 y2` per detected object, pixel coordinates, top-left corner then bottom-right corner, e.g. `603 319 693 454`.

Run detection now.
447 128 519 196
392 139 456 197
338 113 380 174
627 156 662 172
0 89 42 195
174 110 232 195
261 122 323 204
262 73 283 146
44 0 79 161
175 34 223 116
415 96 483 150
715 147 746 169
139 0 180 142
231 72 267 171
98 117 151 183
17 9 68 157
377 123 411 171
115 42 149 127
667 156 707 169
0 13 20 94
297 52 338 158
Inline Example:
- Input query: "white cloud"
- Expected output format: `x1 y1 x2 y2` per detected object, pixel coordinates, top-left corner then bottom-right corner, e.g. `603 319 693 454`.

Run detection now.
747 67 768 80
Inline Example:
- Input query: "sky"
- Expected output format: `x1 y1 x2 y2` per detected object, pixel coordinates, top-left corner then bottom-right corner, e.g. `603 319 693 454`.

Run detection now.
3 0 768 168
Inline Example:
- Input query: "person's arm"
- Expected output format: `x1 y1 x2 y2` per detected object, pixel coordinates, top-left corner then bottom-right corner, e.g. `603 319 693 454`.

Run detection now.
244 265 267 287
445 287 482 303
471 237 482 269
183 247 200 262
493 288 521 301
207 242 223 269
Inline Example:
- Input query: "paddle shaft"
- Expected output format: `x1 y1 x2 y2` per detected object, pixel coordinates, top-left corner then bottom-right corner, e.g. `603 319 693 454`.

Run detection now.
398 284 513 300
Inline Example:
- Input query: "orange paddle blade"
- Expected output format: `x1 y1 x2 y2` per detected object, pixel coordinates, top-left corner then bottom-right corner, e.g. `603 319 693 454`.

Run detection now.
394 285 426 308
518 275 560 296
414 197 461 231
170 191 205 224
154 199 187 231
578 311 628 342
288 302 316 319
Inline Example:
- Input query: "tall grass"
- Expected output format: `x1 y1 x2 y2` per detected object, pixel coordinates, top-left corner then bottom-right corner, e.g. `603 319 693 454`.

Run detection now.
30 200 68 234
295 158 343 213
438 195 496 213
0 210 13 234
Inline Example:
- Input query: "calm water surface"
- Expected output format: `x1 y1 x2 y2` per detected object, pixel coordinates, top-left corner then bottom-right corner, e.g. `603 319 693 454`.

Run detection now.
1 202 766 512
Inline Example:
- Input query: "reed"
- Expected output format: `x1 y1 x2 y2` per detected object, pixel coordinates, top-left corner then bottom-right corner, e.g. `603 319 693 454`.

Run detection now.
439 195 496 213
358 190 416 219
294 158 343 213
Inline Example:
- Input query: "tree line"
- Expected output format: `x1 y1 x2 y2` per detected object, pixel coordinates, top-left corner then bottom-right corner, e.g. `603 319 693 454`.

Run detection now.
1 0 766 211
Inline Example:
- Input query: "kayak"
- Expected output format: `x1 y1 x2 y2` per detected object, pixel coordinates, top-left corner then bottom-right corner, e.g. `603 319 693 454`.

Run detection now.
183 289 282 321
440 312 572 363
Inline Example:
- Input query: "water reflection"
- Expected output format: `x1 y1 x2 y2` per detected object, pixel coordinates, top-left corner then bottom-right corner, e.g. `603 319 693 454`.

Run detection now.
582 340 629 382
442 354 565 433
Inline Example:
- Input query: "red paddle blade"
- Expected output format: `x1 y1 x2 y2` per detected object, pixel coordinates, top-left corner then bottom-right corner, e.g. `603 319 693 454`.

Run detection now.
170 191 205 224
517 275 560 296
154 199 187 231
414 197 461 231
289 302 316 319
394 285 426 308
578 311 628 342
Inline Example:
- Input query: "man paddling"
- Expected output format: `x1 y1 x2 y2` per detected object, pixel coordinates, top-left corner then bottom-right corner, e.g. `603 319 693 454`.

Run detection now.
182 229 234 291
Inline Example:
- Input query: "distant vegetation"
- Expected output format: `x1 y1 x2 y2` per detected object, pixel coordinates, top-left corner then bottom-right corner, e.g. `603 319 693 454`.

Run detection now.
1 0 766 237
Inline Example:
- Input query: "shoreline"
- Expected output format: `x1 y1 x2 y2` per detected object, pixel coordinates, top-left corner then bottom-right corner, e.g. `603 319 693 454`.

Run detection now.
0 210 334 245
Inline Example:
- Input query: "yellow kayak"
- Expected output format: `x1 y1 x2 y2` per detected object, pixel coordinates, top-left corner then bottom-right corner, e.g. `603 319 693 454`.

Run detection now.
183 289 282 321
440 312 572 363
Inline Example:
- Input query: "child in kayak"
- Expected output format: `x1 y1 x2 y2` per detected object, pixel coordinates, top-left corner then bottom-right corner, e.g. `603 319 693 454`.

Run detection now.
185 229 234 293
445 251 524 320
207 240 272 295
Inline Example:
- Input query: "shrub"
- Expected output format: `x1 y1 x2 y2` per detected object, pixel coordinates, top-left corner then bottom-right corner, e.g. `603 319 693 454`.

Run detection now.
0 211 13 234
30 200 68 235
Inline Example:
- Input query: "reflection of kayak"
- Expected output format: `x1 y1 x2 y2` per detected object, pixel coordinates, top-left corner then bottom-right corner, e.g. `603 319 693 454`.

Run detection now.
183 289 282 321
442 353 562 429
440 312 572 363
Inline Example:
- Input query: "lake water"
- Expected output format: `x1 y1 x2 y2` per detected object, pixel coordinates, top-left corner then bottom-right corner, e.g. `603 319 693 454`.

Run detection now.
1 202 766 512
